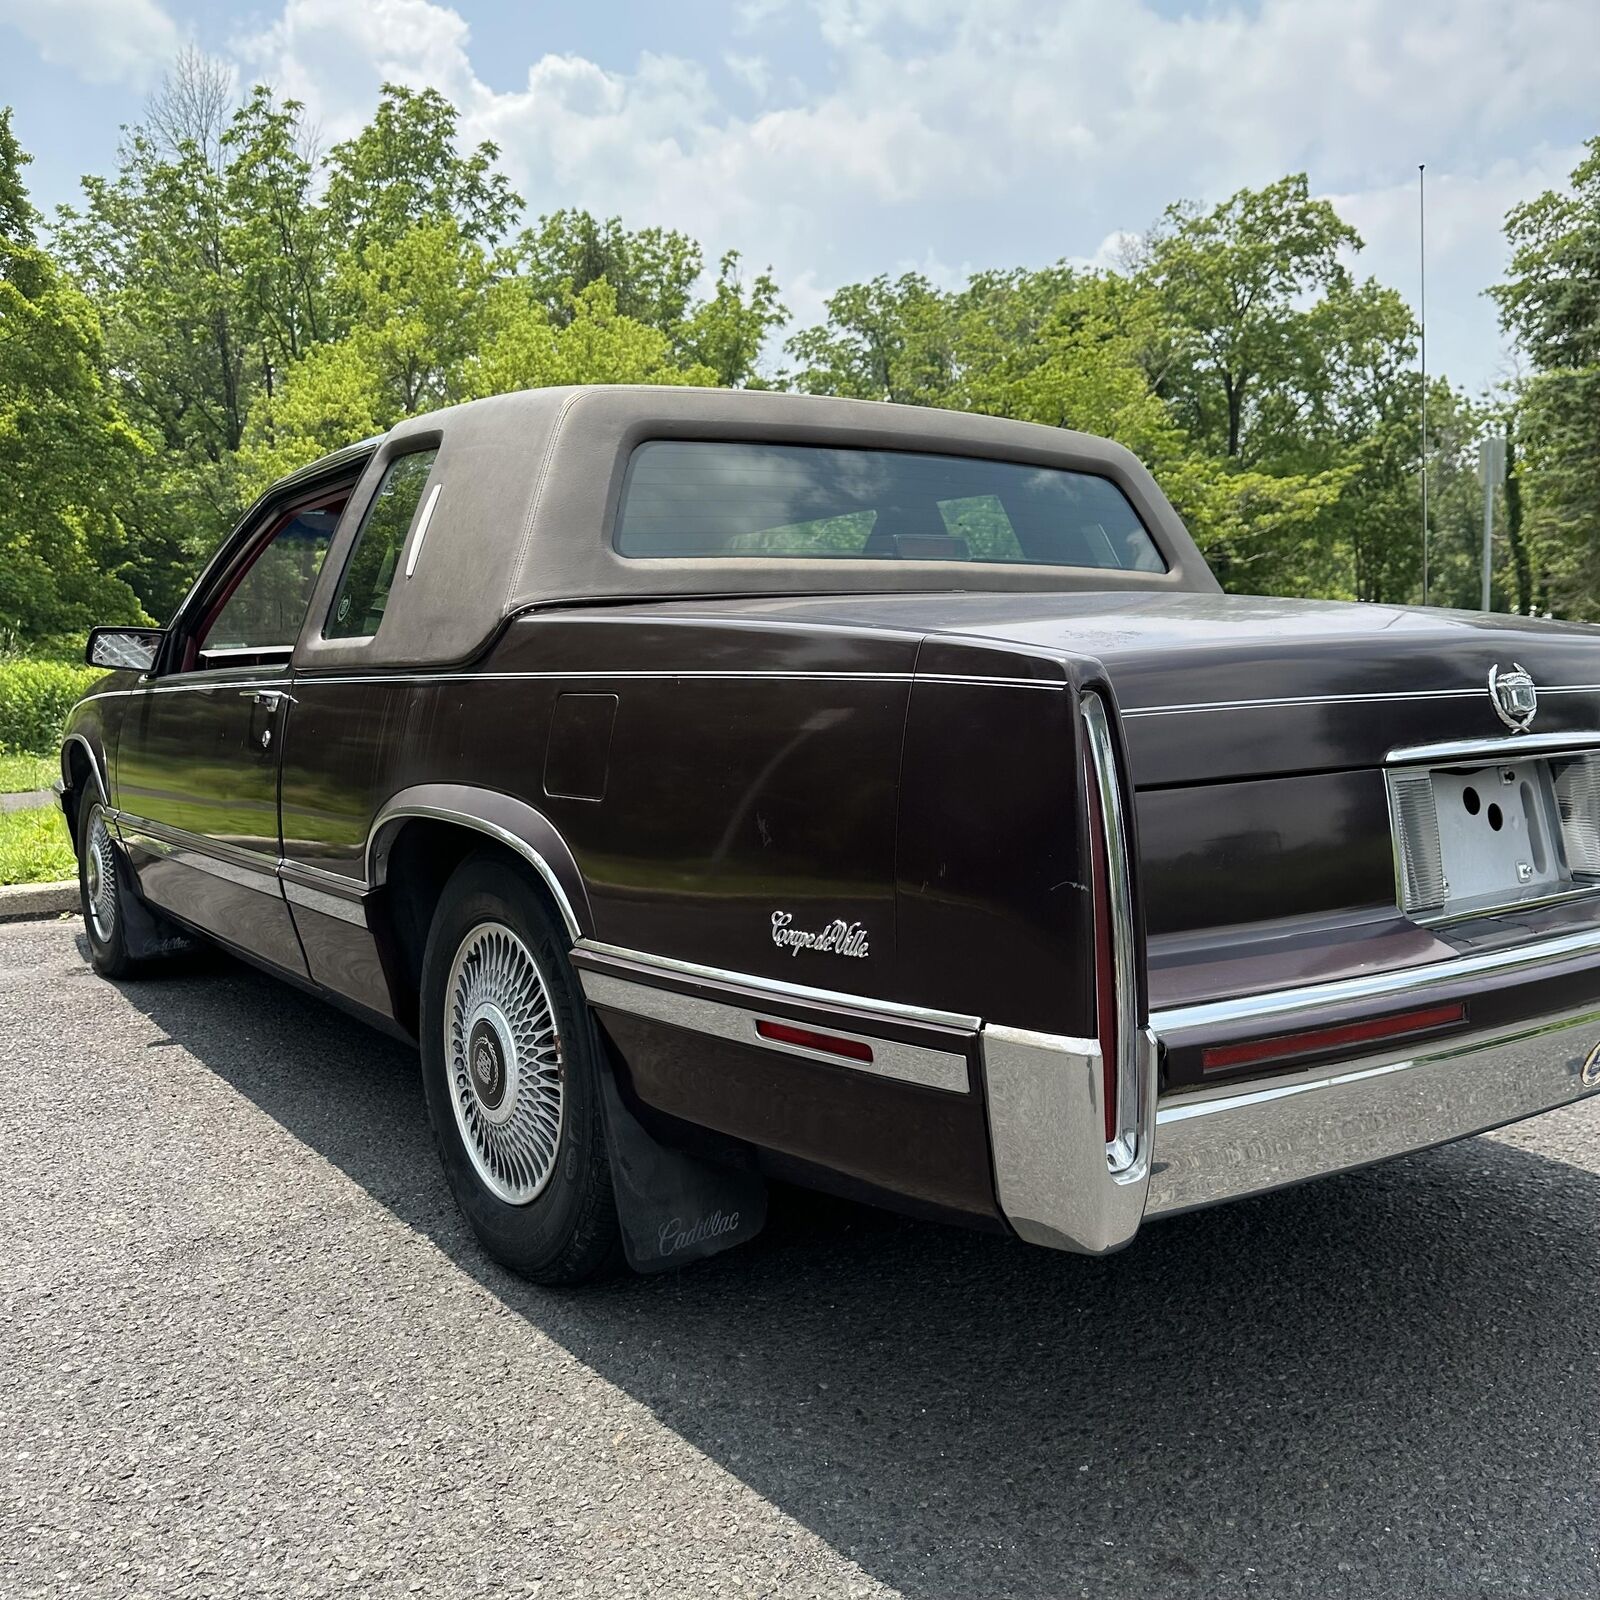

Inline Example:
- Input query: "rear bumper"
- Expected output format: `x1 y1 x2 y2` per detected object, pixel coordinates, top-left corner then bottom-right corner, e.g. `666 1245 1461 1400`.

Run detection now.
1146 1003 1600 1219
983 989 1600 1255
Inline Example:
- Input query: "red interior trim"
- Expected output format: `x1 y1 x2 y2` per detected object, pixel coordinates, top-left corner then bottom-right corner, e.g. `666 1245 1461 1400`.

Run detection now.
756 1019 873 1063
1201 1001 1468 1074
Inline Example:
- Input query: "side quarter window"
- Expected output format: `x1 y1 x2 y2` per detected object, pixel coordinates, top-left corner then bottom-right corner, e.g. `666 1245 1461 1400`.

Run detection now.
325 450 438 639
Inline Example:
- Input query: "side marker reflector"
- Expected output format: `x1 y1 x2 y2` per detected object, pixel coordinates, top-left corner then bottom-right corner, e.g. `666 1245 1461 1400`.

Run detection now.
1202 1002 1467 1073
756 1019 874 1063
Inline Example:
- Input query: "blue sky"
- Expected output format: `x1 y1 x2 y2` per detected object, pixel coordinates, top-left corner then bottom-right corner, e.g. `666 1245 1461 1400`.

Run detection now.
2 0 1597 393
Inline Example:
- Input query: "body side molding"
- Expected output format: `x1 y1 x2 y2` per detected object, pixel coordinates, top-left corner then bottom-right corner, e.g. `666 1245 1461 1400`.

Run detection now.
366 784 592 940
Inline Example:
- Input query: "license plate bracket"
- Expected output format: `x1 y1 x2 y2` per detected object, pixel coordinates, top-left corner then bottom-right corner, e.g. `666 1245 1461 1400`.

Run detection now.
1389 756 1577 921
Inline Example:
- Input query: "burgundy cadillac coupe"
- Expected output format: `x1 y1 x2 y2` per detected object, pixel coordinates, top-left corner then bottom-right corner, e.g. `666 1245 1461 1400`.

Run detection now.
59 387 1600 1281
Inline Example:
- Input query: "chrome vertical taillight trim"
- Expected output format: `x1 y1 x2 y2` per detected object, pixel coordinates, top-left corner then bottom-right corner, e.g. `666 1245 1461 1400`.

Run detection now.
1082 691 1145 1174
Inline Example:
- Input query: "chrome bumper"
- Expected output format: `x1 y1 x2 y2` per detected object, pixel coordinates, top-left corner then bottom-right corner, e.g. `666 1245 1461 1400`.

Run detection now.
983 1004 1600 1255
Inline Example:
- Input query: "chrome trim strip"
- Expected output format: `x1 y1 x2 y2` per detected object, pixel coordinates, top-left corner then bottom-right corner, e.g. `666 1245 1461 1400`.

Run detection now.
292 669 1058 690
1151 922 1600 1035
573 938 984 1031
1082 691 1145 1173
82 671 1064 705
1125 684 1600 719
282 878 368 926
197 645 294 663
1388 730 1600 765
365 802 583 942
580 969 970 1093
60 733 109 806
404 482 442 580
117 820 283 896
1146 1004 1600 1217
281 859 365 892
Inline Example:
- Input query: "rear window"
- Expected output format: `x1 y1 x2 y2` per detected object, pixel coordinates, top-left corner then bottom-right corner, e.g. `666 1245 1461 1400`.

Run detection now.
614 441 1166 573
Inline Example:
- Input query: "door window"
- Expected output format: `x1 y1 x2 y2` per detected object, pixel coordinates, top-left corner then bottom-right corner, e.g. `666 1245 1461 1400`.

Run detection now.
200 508 341 656
326 450 438 639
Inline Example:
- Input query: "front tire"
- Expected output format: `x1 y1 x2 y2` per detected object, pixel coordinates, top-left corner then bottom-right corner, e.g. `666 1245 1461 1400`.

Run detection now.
78 800 137 978
418 853 621 1285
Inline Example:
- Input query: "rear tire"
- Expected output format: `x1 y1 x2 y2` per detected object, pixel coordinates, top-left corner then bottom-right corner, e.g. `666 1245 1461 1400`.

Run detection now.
78 801 138 978
418 853 622 1285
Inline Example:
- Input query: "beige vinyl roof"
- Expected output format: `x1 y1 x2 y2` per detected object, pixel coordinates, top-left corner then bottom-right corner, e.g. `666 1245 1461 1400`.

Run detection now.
293 385 1218 672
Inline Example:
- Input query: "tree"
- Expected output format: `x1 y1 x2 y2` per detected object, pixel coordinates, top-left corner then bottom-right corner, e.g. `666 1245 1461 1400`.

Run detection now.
323 83 520 256
241 226 721 489
517 214 783 385
0 111 151 645
1144 175 1360 462
1491 137 1600 616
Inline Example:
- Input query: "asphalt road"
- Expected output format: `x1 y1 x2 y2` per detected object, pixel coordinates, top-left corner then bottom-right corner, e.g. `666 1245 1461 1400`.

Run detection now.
3 918 1599 1600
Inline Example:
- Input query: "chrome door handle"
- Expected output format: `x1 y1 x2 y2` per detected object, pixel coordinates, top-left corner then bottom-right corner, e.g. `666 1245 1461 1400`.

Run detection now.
240 689 292 706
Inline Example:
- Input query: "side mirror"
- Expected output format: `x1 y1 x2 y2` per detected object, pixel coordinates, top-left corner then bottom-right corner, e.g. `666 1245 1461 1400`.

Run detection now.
86 626 165 673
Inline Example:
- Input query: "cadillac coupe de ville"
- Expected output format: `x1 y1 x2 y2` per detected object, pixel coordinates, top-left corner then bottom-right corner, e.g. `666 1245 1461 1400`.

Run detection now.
59 387 1600 1282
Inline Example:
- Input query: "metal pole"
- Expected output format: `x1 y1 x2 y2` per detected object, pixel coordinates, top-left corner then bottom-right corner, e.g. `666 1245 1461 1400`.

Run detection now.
1480 435 1504 612
1481 440 1494 612
1419 164 1428 606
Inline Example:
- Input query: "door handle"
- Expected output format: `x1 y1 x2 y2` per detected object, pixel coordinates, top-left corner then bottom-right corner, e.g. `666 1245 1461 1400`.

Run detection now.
240 687 291 751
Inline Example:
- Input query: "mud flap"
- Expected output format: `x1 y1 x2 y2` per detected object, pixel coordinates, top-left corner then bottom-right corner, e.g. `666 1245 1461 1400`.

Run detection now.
112 847 197 962
597 1063 767 1273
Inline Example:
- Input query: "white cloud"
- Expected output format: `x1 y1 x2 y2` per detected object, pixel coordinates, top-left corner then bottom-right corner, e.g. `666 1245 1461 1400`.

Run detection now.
220 0 1600 390
0 0 182 86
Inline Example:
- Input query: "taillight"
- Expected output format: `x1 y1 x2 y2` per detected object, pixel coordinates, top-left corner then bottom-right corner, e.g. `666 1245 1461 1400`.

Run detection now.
1081 691 1142 1173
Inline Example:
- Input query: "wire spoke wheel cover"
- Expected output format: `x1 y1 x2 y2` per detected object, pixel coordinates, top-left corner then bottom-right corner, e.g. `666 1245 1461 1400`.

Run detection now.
85 805 117 943
445 920 566 1205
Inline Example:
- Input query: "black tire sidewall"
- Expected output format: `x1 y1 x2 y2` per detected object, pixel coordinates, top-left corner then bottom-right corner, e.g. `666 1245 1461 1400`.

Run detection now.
418 855 616 1281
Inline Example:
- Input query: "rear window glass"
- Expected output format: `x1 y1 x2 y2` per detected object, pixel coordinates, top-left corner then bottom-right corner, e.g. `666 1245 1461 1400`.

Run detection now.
326 450 437 638
614 441 1165 572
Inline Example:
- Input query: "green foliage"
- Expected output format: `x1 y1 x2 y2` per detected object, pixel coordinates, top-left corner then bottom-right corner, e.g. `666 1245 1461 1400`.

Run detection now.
0 802 75 886
1492 137 1600 616
1 57 1592 633
0 659 103 753
0 751 55 792
324 83 521 256
780 186 1438 602
0 112 151 647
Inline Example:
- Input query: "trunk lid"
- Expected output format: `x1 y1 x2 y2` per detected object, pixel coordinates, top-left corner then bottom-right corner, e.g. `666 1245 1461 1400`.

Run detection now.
902 590 1600 787
630 590 1600 785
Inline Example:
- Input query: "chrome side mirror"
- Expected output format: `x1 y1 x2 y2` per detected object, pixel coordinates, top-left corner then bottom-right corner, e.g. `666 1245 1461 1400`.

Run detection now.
86 626 164 672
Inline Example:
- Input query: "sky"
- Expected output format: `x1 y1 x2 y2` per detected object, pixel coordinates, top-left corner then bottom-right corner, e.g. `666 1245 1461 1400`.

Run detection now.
1 0 1597 395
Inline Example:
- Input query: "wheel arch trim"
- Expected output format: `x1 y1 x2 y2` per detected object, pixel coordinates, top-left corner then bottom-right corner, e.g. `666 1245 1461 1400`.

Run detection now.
61 732 110 808
365 785 591 941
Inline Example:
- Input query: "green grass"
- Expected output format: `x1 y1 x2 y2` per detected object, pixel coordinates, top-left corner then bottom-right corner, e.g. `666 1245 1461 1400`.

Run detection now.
0 804 76 887
0 752 55 794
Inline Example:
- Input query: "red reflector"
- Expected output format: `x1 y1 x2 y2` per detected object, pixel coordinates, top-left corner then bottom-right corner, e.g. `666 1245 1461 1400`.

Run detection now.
756 1019 874 1063
1201 1002 1467 1073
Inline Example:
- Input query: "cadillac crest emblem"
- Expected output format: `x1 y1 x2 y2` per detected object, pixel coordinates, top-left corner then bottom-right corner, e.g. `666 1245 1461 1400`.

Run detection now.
1488 662 1537 732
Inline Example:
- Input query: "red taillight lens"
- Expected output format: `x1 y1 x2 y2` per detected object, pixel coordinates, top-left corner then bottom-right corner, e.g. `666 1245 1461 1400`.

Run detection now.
1200 1001 1467 1074
756 1019 874 1064
1084 756 1119 1143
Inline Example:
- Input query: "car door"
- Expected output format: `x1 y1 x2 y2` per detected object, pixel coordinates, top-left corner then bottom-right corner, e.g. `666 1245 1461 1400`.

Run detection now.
114 484 353 975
